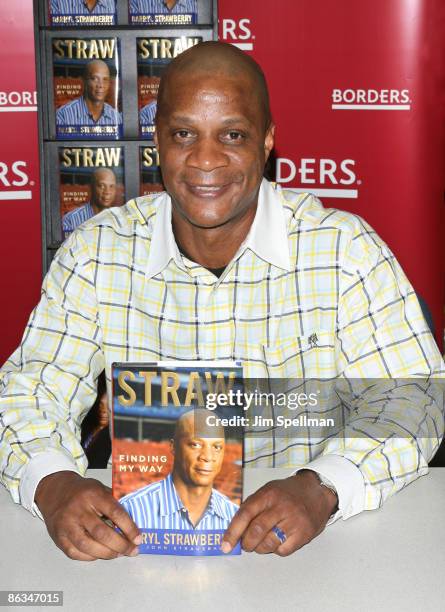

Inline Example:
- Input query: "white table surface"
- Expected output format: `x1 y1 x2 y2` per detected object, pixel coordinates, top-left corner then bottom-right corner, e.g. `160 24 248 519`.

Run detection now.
1 468 444 612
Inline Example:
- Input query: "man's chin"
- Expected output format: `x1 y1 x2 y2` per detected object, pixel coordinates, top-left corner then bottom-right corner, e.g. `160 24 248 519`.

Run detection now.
192 472 215 485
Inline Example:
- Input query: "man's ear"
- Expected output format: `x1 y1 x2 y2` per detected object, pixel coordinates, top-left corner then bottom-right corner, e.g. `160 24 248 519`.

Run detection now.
264 123 275 162
170 438 175 455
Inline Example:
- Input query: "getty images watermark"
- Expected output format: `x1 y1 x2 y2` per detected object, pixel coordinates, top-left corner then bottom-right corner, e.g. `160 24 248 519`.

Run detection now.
198 378 444 439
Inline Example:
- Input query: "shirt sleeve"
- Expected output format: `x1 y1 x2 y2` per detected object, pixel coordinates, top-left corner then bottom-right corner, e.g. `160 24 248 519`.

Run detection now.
312 218 445 514
0 231 105 512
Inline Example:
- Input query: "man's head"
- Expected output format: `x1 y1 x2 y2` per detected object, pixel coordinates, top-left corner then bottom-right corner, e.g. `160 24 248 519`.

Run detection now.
171 409 225 489
90 168 117 211
155 41 274 230
83 60 111 105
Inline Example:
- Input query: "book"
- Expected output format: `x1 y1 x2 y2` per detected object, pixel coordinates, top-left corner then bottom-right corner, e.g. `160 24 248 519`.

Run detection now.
112 361 244 556
53 37 122 140
48 0 117 27
139 146 163 196
129 0 198 26
137 36 202 138
58 146 125 239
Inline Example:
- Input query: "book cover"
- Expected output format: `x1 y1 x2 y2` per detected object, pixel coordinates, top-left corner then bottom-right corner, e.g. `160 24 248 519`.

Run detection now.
139 146 163 196
53 37 122 140
48 0 117 27
129 0 198 26
59 146 125 239
112 361 244 556
137 36 202 138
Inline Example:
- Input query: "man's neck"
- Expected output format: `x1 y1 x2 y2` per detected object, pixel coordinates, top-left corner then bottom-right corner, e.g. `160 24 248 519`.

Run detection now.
164 0 178 10
91 202 103 215
84 97 104 121
85 0 98 11
173 474 212 527
172 204 257 269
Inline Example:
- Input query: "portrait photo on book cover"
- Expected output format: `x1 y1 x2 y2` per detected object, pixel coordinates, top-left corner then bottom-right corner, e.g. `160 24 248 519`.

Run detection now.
58 146 125 239
112 364 243 554
53 37 122 139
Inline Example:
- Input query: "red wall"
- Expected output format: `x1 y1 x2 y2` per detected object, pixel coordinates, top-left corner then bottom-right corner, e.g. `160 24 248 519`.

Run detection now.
0 1 444 363
0 0 42 362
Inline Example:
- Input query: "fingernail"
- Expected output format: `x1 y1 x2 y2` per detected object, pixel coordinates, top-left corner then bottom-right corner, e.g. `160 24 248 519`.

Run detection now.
130 547 139 557
133 534 143 545
220 541 232 554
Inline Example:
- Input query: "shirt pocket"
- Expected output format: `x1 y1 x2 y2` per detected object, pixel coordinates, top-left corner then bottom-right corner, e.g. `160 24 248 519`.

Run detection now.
262 331 337 378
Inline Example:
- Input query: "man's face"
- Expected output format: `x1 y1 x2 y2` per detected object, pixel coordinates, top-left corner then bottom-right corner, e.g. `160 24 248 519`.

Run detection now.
91 170 116 209
84 63 110 104
155 71 274 229
172 431 225 488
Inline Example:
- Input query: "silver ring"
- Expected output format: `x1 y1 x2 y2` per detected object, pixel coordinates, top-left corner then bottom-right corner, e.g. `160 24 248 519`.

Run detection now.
271 525 287 544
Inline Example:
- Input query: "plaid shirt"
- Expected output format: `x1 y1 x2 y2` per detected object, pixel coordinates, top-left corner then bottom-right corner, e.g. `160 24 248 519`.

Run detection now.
0 179 443 520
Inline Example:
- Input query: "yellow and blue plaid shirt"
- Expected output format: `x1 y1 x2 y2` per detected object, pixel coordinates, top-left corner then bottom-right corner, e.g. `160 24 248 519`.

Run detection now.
0 179 443 519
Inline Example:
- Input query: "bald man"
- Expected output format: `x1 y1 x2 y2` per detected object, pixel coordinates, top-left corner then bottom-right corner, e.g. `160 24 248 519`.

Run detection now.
56 59 122 128
1 42 443 561
62 168 118 238
119 411 239 531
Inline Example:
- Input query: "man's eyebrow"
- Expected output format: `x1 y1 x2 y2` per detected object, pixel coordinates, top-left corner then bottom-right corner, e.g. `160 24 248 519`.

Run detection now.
187 436 225 442
167 115 254 127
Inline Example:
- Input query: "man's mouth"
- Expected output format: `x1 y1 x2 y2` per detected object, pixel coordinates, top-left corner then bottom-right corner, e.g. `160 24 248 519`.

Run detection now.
186 183 231 198
195 468 213 474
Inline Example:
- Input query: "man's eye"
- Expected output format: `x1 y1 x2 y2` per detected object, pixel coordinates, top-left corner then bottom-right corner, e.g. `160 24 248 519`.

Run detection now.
222 130 245 142
174 129 193 140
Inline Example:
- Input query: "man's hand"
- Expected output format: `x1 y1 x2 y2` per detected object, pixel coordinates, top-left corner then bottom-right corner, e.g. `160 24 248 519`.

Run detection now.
221 470 338 556
35 471 142 561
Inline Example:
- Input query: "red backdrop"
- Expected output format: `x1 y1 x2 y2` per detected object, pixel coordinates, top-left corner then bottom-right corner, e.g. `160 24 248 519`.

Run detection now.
0 0 41 362
0 1 444 363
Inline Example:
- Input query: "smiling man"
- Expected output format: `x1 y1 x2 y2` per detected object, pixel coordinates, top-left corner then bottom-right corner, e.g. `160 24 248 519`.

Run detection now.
119 411 239 530
0 41 443 562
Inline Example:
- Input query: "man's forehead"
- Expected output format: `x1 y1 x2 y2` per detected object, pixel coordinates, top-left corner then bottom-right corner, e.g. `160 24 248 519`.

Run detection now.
86 62 109 76
161 73 263 125
180 433 225 443
93 169 115 182
168 70 253 96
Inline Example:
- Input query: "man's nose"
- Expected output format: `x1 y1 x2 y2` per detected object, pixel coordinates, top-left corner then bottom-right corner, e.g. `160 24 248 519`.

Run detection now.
186 137 229 173
198 446 213 461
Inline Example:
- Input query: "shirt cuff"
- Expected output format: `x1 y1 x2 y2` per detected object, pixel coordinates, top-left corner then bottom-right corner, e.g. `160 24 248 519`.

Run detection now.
294 454 365 524
19 451 81 520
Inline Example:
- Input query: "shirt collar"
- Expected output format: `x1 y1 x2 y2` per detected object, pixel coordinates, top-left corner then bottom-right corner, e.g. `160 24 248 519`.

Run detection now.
158 473 234 521
158 473 183 516
146 192 182 278
81 96 113 120
242 179 292 271
146 178 292 279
